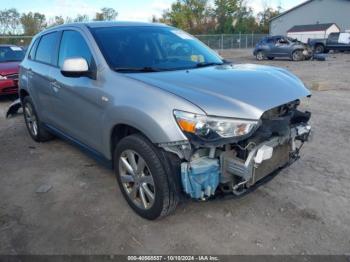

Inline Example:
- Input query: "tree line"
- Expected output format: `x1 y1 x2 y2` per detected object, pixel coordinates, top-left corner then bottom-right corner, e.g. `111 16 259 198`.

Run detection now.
154 0 281 34
0 0 280 36
0 7 118 35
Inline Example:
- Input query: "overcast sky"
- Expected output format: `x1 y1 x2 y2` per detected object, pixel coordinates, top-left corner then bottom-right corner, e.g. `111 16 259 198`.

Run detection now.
1 0 306 21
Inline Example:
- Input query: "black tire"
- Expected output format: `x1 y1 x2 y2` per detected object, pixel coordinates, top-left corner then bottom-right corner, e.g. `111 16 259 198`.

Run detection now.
267 57 274 60
256 51 265 61
314 44 325 54
292 50 304 61
22 96 54 142
114 134 179 220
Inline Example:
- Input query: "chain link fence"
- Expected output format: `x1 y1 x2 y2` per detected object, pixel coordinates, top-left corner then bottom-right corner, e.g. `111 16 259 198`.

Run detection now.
0 35 33 47
195 33 268 50
0 33 269 50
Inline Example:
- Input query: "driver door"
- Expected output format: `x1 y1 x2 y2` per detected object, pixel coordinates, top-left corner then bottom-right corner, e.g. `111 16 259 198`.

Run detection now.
272 37 291 57
49 29 106 152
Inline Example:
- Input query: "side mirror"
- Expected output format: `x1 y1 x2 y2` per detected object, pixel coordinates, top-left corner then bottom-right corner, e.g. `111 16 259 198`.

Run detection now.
61 57 91 78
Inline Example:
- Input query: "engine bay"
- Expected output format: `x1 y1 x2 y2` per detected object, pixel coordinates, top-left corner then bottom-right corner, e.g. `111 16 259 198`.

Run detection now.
161 100 312 200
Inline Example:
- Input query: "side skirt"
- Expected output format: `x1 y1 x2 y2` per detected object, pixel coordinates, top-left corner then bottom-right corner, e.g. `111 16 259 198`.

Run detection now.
43 123 113 170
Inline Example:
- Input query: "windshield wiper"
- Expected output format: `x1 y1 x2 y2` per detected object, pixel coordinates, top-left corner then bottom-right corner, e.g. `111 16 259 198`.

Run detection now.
195 62 225 68
113 67 162 73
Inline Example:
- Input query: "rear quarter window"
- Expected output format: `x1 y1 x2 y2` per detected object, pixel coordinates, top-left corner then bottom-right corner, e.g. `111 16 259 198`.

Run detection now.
28 39 39 60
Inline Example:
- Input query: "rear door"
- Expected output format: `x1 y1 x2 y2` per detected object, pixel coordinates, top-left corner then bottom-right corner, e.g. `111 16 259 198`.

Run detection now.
49 29 105 152
26 31 60 124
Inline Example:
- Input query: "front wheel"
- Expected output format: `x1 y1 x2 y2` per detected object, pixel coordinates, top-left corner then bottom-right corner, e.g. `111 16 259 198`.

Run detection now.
292 50 304 61
114 134 179 220
256 51 265 61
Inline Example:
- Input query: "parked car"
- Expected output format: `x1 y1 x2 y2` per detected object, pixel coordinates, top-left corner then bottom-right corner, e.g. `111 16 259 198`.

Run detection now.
254 35 313 61
308 32 350 53
18 22 311 219
0 45 25 95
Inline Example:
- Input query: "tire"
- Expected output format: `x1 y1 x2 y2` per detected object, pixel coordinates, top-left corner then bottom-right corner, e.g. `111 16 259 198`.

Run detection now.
292 50 304 61
114 134 179 220
22 96 54 142
267 57 274 60
314 44 325 54
256 51 265 61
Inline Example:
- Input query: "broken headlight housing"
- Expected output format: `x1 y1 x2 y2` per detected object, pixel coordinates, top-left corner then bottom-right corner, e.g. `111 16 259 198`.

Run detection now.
174 110 258 141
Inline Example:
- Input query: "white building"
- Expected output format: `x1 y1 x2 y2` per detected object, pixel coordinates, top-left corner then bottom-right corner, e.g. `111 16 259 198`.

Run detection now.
270 0 350 36
287 23 340 43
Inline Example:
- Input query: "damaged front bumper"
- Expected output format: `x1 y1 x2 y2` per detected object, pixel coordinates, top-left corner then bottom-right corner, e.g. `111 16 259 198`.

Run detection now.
220 123 311 196
161 101 312 200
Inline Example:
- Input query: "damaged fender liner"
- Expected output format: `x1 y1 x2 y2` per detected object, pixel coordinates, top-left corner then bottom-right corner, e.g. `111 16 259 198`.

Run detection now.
6 98 22 118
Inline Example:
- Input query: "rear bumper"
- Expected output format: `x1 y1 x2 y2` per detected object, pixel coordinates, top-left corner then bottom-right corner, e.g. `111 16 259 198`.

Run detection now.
0 79 18 95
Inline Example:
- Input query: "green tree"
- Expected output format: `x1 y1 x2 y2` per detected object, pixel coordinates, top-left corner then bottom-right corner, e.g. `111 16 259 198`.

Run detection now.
20 12 47 35
257 7 281 33
158 0 213 34
94 7 118 21
214 0 241 33
48 15 65 27
74 14 90 22
234 6 259 33
214 0 259 33
0 8 21 34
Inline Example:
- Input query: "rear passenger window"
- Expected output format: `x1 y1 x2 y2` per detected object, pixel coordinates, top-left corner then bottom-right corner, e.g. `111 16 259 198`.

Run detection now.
35 32 59 65
58 30 93 68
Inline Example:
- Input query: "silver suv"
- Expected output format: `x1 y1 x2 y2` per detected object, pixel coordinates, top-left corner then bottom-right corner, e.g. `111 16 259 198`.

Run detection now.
19 22 311 219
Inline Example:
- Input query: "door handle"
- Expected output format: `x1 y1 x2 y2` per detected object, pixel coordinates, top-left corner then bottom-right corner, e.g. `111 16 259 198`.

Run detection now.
27 69 34 78
51 81 61 92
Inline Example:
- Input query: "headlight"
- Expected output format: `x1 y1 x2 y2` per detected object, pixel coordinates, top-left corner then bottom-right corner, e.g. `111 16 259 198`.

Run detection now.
0 75 7 80
174 110 258 140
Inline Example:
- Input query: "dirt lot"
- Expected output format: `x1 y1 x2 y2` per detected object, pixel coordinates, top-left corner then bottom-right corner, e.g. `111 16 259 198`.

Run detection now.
0 50 349 255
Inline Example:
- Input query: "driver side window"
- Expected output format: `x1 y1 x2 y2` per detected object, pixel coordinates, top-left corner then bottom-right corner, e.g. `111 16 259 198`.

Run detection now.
276 38 288 45
58 30 93 69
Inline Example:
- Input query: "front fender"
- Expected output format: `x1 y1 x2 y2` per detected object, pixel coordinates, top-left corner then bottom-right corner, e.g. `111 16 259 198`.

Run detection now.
101 105 192 160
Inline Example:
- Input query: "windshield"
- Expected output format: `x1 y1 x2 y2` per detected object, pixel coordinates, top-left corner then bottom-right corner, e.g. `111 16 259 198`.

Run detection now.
90 26 223 72
0 46 25 63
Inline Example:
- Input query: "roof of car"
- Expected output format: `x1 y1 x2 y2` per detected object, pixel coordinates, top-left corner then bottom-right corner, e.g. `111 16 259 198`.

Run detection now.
84 21 168 28
47 21 168 31
265 35 284 39
36 21 170 38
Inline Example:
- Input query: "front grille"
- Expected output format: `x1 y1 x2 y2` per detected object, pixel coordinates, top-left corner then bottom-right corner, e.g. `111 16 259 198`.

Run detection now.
6 74 18 80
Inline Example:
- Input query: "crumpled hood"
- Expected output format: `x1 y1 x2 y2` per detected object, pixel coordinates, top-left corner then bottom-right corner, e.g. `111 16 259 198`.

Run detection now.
0 61 20 76
127 64 311 120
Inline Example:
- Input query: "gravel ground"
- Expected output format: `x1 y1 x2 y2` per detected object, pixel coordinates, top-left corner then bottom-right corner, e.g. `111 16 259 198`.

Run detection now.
0 50 349 255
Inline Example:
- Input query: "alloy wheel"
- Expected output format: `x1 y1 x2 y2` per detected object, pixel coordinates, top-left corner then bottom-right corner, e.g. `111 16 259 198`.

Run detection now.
24 103 38 137
256 51 264 61
118 150 155 210
293 50 303 61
